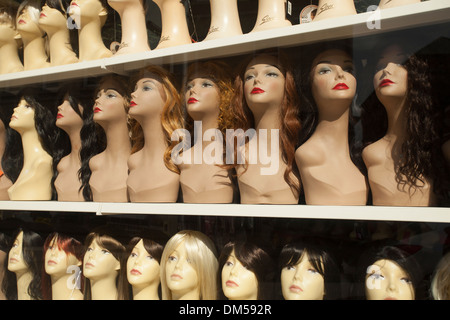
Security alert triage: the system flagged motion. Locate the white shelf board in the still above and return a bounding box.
[0,1,448,88]
[0,201,448,223]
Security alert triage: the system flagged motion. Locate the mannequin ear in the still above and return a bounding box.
[13,30,21,41]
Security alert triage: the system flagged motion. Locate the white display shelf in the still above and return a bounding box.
[0,201,448,223]
[0,1,448,88]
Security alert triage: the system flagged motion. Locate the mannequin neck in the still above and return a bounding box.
[132,282,160,300]
[45,27,78,65]
[314,0,357,21]
[383,97,408,141]
[15,270,33,300]
[100,120,131,156]
[90,276,118,300]
[64,127,82,161]
[20,33,50,70]
[115,4,150,54]
[51,273,83,300]
[252,104,280,131]
[315,101,351,151]
[138,115,167,157]
[204,0,242,40]
[252,0,291,32]
[190,114,219,148]
[172,288,200,300]
[78,19,111,61]
[19,129,50,164]
[0,42,24,73]
[154,0,191,48]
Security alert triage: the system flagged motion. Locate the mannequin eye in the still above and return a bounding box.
[307,268,319,274]
[202,81,214,88]
[101,249,111,255]
[168,255,177,262]
[225,260,234,267]
[266,71,279,78]
[368,272,384,281]
[244,73,255,81]
[285,265,296,271]
[146,255,154,260]
[400,277,412,284]
[318,67,332,75]
[129,252,138,258]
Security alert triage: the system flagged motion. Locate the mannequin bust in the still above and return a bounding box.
[430,252,450,300]
[126,236,163,300]
[202,0,242,41]
[68,0,112,61]
[219,241,274,300]
[379,0,421,9]
[279,239,341,300]
[8,92,57,201]
[251,0,291,33]
[108,0,151,55]
[295,44,368,205]
[230,51,301,204]
[89,75,131,202]
[357,244,423,300]
[38,0,78,66]
[313,0,357,22]
[361,43,440,206]
[176,60,235,203]
[42,232,84,300]
[16,0,51,70]
[127,65,181,203]
[54,83,95,201]
[7,228,43,300]
[0,1,24,74]
[83,229,128,300]
[160,230,218,300]
[153,0,191,49]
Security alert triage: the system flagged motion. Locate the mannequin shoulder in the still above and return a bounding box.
[362,138,390,164]
[295,139,326,166]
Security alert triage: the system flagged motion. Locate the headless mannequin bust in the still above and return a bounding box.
[0,120,13,200]
[251,0,291,33]
[89,76,131,202]
[362,44,435,206]
[8,97,53,200]
[153,0,191,49]
[127,239,160,300]
[295,49,367,205]
[0,8,24,74]
[7,231,33,300]
[379,0,421,9]
[127,70,179,203]
[38,3,78,66]
[44,234,83,300]
[236,54,299,204]
[202,0,242,41]
[54,93,84,201]
[16,2,50,70]
[178,64,234,203]
[313,0,357,22]
[108,0,151,55]
[83,238,120,300]
[68,0,112,61]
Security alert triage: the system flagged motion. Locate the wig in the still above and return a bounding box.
[430,252,450,300]
[41,232,85,300]
[0,0,18,26]
[278,239,341,300]
[218,241,275,300]
[160,230,218,300]
[2,227,44,300]
[296,40,366,176]
[361,41,450,200]
[129,65,183,174]
[83,228,129,300]
[229,49,301,197]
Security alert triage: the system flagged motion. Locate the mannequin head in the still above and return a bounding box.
[129,65,183,172]
[231,50,301,195]
[160,230,218,300]
[6,227,44,300]
[41,232,85,300]
[278,240,341,300]
[361,40,449,199]
[218,241,274,300]
[430,252,450,300]
[68,0,109,27]
[126,236,163,298]
[39,0,70,30]
[356,244,423,300]
[0,0,21,49]
[83,229,128,300]
[16,0,46,38]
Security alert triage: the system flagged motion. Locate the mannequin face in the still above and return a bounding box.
[83,238,120,280]
[56,93,83,131]
[9,98,35,132]
[281,252,325,300]
[45,235,81,277]
[373,44,408,101]
[310,49,356,106]
[185,76,220,121]
[165,241,199,296]
[16,6,44,36]
[0,16,18,45]
[221,249,258,300]
[39,3,67,30]
[127,239,160,287]
[93,79,128,123]
[243,54,286,112]
[69,0,107,22]
[129,76,166,120]
[365,259,415,300]
[7,231,28,273]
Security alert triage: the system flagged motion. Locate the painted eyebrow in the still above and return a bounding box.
[316,60,353,64]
